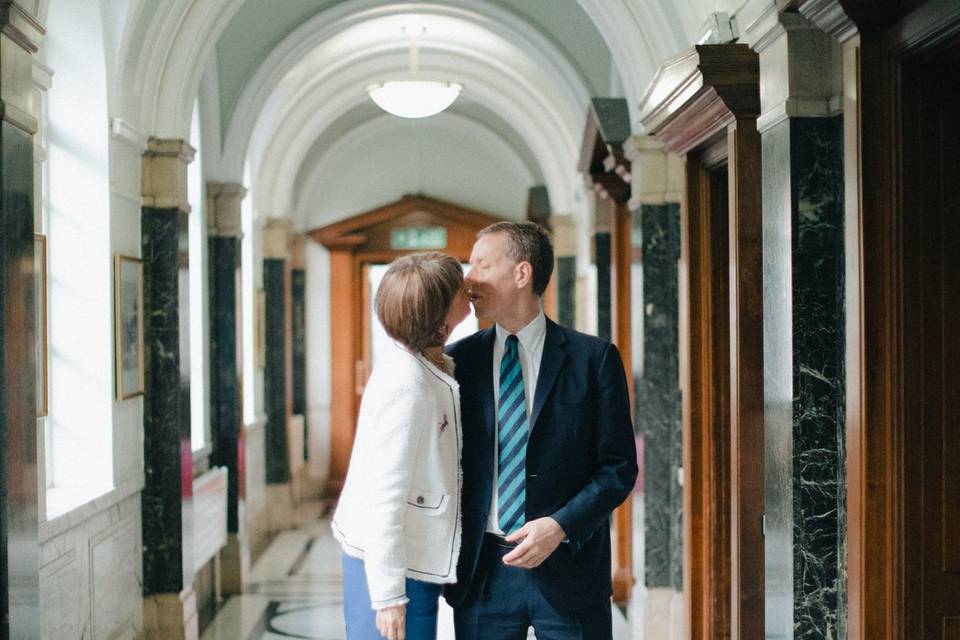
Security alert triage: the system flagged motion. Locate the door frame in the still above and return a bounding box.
[639,44,764,639]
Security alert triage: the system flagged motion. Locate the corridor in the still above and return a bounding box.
[2,0,958,639]
[202,503,634,640]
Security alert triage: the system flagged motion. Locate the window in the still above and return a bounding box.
[43,0,114,516]
[188,99,210,453]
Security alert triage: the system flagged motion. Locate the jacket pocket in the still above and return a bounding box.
[404,487,455,576]
[406,487,447,511]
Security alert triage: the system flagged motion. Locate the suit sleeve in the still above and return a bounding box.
[550,342,639,550]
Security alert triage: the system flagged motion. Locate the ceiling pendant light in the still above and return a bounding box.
[367,26,462,119]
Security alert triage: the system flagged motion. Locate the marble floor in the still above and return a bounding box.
[202,501,634,640]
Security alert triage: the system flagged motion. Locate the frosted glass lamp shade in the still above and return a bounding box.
[367,80,463,118]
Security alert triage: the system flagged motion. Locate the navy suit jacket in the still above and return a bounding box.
[444,318,638,611]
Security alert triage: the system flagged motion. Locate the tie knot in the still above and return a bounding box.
[506,334,519,350]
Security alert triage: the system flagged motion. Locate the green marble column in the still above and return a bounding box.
[759,14,846,639]
[207,182,245,533]
[263,219,291,486]
[291,267,307,460]
[140,139,195,599]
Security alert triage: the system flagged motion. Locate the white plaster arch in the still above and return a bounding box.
[293,110,537,229]
[117,0,245,137]
[575,0,690,125]
[219,0,593,181]
[251,50,582,222]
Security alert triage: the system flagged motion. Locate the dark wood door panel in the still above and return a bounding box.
[942,105,960,579]
[910,50,960,639]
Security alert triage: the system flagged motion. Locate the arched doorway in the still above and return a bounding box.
[309,194,503,494]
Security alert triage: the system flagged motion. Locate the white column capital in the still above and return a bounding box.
[262,217,292,259]
[624,135,683,207]
[207,182,246,238]
[141,138,195,212]
[551,216,578,257]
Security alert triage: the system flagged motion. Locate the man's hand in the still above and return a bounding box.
[502,517,566,568]
[375,603,406,640]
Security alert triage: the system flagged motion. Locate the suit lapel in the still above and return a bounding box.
[530,319,568,431]
[476,327,497,445]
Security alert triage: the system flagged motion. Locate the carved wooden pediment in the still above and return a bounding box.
[578,98,632,203]
[638,44,759,155]
[307,194,502,251]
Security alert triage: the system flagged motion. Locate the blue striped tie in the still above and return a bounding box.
[497,335,528,534]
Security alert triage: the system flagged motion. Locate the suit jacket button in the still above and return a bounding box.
[417,496,424,505]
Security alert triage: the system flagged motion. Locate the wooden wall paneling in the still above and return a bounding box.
[326,249,358,494]
[611,199,634,603]
[681,153,732,640]
[726,118,764,639]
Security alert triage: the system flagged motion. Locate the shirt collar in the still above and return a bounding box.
[495,310,546,353]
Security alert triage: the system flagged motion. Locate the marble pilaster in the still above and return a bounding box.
[526,185,551,229]
[206,182,245,536]
[624,136,684,593]
[552,217,577,329]
[635,202,682,589]
[758,14,846,638]
[263,219,291,486]
[0,4,43,636]
[593,231,611,343]
[291,268,306,456]
[140,138,198,638]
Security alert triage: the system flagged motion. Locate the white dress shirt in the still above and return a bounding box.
[487,310,547,534]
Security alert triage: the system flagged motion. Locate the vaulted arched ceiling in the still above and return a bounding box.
[115,0,716,228]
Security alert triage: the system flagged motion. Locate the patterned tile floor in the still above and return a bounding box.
[202,501,633,640]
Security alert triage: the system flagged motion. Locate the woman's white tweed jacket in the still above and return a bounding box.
[332,342,462,610]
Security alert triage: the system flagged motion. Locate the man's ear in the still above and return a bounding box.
[514,261,533,289]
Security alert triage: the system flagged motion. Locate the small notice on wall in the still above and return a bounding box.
[391,226,448,250]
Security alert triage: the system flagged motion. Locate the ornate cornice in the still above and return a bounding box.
[0,1,45,53]
[639,44,759,156]
[799,0,858,42]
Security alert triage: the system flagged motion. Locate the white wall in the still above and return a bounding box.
[294,114,532,229]
[39,2,145,637]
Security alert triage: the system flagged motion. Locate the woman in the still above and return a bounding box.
[332,252,471,640]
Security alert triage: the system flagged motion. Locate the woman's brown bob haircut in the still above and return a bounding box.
[375,252,464,352]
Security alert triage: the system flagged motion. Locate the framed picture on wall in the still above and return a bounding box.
[114,255,145,399]
[35,234,48,417]
[255,288,266,369]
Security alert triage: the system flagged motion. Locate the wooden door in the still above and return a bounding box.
[900,45,960,639]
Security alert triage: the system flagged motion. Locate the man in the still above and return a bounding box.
[445,221,638,639]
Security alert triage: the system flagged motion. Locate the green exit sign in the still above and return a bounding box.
[391,227,448,250]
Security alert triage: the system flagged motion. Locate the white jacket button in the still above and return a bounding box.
[417,496,425,505]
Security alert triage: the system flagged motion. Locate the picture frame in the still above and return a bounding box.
[255,288,266,369]
[114,255,145,399]
[35,234,48,417]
